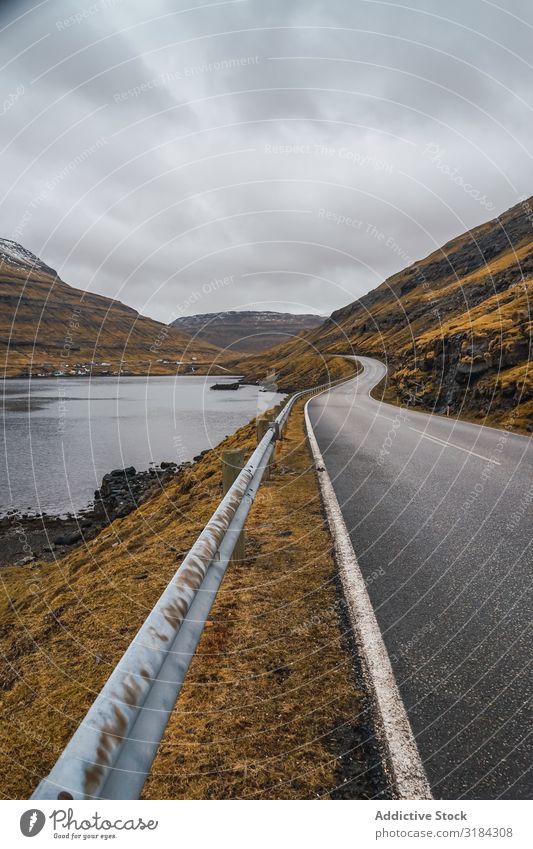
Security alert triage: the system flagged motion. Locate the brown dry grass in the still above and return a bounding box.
[143,400,370,799]
[416,280,533,345]
[432,238,533,297]
[234,351,357,392]
[0,401,371,799]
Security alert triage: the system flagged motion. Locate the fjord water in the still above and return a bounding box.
[0,375,284,516]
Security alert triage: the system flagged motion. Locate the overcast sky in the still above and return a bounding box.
[1,0,533,322]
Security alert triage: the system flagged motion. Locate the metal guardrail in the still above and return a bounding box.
[31,372,355,800]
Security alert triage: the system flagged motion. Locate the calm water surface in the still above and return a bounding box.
[0,375,285,516]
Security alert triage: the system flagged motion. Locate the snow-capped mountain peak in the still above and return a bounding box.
[0,238,57,276]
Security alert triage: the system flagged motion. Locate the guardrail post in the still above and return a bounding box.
[256,418,274,479]
[222,448,245,562]
[274,403,285,436]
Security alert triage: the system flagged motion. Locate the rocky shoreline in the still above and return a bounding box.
[0,458,197,567]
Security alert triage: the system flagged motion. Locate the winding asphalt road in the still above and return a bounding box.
[308,356,532,800]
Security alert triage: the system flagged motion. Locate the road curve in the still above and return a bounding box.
[308,356,532,800]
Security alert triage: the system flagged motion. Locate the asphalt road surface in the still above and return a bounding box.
[308,356,532,800]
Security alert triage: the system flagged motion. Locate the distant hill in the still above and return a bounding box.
[171,310,325,353]
[237,198,533,432]
[0,240,221,377]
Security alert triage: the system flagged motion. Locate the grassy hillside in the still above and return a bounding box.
[237,198,533,432]
[0,245,223,378]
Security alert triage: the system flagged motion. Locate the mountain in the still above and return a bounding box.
[171,310,325,353]
[237,198,533,432]
[0,238,58,277]
[0,241,222,378]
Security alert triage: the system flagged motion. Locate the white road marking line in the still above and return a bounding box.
[305,396,433,801]
[407,426,501,465]
[374,411,398,423]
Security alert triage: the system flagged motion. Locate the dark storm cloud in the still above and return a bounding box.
[1,0,532,320]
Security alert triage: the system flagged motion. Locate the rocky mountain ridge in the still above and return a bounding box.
[171,310,324,352]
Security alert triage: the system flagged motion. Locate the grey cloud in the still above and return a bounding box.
[1,0,532,321]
